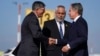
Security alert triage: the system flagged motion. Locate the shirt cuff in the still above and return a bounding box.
[55,39,58,44]
[67,44,71,49]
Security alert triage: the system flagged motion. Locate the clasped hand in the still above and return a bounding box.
[48,37,56,45]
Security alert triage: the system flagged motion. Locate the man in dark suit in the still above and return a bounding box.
[61,3,88,56]
[42,5,70,56]
[12,1,47,56]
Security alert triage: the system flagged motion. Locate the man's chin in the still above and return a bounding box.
[70,18,74,20]
[38,15,43,18]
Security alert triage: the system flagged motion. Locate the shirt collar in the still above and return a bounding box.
[73,15,81,22]
[55,18,64,23]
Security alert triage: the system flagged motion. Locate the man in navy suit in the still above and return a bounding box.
[61,3,88,56]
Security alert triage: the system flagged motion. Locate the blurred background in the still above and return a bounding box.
[0,0,100,56]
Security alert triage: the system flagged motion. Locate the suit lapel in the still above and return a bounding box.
[52,19,61,38]
[63,21,69,38]
[75,16,82,23]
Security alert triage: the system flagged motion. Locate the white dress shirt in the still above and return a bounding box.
[55,19,65,44]
[56,21,65,36]
[73,15,81,22]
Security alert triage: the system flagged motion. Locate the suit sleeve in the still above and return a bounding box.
[28,17,47,40]
[68,21,88,49]
[42,22,51,37]
[57,39,68,46]
[42,22,51,45]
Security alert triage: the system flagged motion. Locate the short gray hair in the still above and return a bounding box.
[71,3,83,15]
[55,5,66,12]
[57,5,65,9]
[32,1,45,10]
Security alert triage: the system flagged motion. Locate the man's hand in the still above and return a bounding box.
[48,37,56,45]
[62,45,70,52]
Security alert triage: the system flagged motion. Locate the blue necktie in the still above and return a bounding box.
[59,22,63,39]
[59,22,63,56]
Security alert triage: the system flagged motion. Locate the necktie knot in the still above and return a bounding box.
[59,22,62,25]
[72,21,75,24]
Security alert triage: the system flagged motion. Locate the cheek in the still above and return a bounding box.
[41,10,45,13]
[69,12,73,18]
[70,12,75,17]
[68,12,71,17]
[38,11,43,16]
[62,15,65,17]
[61,15,65,18]
[37,10,40,14]
[40,11,45,16]
[56,14,59,17]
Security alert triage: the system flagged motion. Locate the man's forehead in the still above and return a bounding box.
[56,8,66,12]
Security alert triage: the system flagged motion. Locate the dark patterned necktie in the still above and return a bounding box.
[59,22,63,39]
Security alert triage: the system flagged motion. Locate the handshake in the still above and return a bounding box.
[48,37,71,52]
[48,37,57,45]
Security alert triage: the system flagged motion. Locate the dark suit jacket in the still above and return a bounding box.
[42,19,70,56]
[12,12,46,56]
[67,16,88,56]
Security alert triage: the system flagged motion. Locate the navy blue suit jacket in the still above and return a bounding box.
[58,16,88,56]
